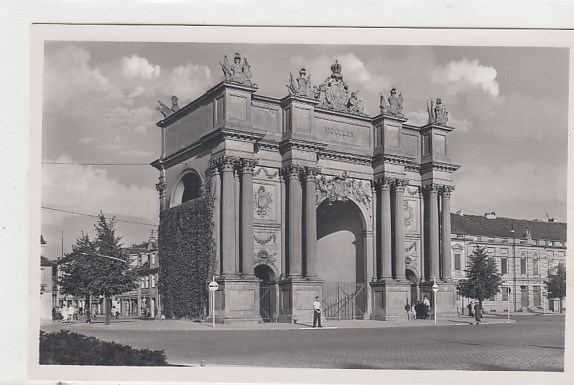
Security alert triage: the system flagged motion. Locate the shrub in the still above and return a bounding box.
[39,330,168,366]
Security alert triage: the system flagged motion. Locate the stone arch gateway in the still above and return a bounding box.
[152,53,460,323]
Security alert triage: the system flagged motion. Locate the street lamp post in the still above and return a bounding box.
[511,225,517,312]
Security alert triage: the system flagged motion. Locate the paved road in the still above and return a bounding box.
[41,315,564,371]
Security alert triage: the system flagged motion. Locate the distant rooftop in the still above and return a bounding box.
[451,213,566,242]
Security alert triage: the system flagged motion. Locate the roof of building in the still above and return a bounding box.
[41,256,56,267]
[451,213,566,242]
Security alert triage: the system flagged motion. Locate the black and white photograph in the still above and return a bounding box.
[3,15,571,385]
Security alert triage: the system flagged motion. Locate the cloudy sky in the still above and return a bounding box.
[41,42,568,259]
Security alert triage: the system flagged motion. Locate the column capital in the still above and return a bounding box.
[440,185,455,197]
[304,166,320,180]
[376,176,393,190]
[422,183,441,193]
[239,158,258,174]
[391,178,408,192]
[211,155,238,172]
[283,164,304,180]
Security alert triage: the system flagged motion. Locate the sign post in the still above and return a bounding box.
[208,277,219,329]
[542,291,547,315]
[432,278,439,325]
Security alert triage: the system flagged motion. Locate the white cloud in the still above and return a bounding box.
[431,58,499,96]
[121,55,161,80]
[78,137,94,144]
[406,110,428,126]
[103,106,156,133]
[42,154,159,222]
[98,143,124,151]
[44,45,110,110]
[448,114,472,132]
[163,63,213,102]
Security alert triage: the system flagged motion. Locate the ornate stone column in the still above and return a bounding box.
[304,167,319,278]
[371,185,377,281]
[210,162,221,275]
[286,165,303,277]
[221,156,237,276]
[379,178,392,279]
[240,159,257,277]
[234,168,240,274]
[393,179,406,280]
[441,186,453,280]
[426,184,440,280]
[280,170,287,278]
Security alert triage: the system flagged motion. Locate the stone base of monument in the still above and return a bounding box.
[214,277,262,323]
[277,277,323,324]
[369,279,412,321]
[419,279,459,318]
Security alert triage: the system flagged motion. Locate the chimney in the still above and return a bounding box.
[485,212,497,219]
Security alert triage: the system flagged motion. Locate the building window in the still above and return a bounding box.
[520,258,527,275]
[533,286,541,307]
[487,247,495,254]
[533,258,539,276]
[501,248,508,255]
[502,287,509,301]
[547,250,554,258]
[501,258,508,275]
[454,253,461,271]
[502,238,508,243]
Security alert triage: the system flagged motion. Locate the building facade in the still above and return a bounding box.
[451,212,567,314]
[40,236,57,320]
[152,53,461,323]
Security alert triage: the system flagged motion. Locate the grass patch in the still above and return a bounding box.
[40,330,168,366]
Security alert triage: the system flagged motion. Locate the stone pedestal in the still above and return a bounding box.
[277,278,323,324]
[370,279,412,320]
[419,280,458,319]
[213,277,261,323]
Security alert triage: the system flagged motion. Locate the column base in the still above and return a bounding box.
[278,278,323,324]
[212,277,262,324]
[370,280,412,321]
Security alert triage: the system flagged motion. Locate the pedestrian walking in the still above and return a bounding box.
[467,302,474,317]
[474,303,482,325]
[411,303,417,321]
[67,304,75,323]
[312,296,322,328]
[423,296,431,319]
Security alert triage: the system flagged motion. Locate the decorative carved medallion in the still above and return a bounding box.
[405,242,420,277]
[254,186,273,217]
[427,97,448,125]
[255,249,277,264]
[315,172,372,212]
[287,67,314,98]
[220,52,257,88]
[313,60,366,116]
[404,200,415,229]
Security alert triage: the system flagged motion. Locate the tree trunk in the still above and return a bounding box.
[85,293,91,323]
[560,297,563,314]
[105,294,111,325]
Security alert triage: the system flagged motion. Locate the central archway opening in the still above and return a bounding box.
[316,199,366,319]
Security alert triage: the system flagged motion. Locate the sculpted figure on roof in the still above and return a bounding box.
[427,97,449,125]
[220,52,257,88]
[287,67,314,98]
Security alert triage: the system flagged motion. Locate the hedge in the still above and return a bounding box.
[39,330,167,366]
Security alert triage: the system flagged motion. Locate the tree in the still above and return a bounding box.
[58,213,139,325]
[545,261,566,313]
[458,247,503,312]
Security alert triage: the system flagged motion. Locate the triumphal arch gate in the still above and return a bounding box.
[152,53,460,323]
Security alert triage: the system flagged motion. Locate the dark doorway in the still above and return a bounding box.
[255,265,276,322]
[521,286,529,308]
[406,269,419,307]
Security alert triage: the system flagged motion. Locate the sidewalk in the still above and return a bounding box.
[41,314,517,332]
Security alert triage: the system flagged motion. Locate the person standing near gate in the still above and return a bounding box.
[313,296,322,328]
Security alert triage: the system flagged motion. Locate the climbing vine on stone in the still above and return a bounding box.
[158,183,215,320]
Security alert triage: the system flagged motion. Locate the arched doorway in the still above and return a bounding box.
[254,264,276,322]
[171,171,202,207]
[316,199,367,319]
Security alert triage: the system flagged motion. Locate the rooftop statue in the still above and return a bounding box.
[427,97,449,125]
[220,52,257,88]
[287,67,314,98]
[379,87,404,117]
[156,95,181,118]
[313,60,366,116]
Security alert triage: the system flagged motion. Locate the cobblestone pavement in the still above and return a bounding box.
[40,314,564,371]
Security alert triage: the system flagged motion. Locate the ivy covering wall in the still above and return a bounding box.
[158,187,215,320]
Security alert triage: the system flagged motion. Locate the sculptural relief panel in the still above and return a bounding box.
[404,196,420,234]
[253,183,277,221]
[405,240,421,280]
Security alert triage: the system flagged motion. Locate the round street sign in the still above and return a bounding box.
[542,291,548,297]
[432,283,439,292]
[208,281,219,292]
